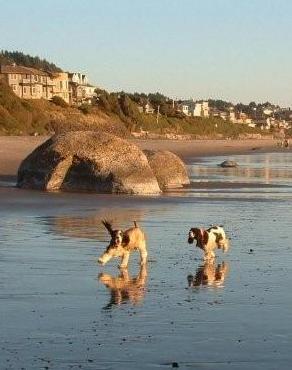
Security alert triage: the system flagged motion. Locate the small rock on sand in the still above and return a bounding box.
[219,160,238,168]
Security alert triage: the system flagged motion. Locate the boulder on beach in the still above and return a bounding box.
[143,150,190,190]
[219,160,238,168]
[17,131,161,194]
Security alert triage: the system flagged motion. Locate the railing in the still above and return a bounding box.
[20,78,31,84]
[19,78,56,86]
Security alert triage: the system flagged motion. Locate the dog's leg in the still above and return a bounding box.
[120,268,130,282]
[204,250,215,261]
[139,242,148,266]
[140,250,148,265]
[137,264,148,285]
[119,252,130,269]
[224,239,230,253]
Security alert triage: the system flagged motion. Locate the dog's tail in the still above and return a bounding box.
[133,221,138,228]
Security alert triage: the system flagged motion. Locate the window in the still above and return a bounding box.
[12,85,17,91]
[60,81,63,89]
[32,87,36,94]
[23,87,27,94]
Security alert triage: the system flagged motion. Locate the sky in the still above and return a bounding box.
[1,0,292,106]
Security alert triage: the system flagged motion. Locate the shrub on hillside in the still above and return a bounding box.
[78,103,92,115]
[51,96,68,108]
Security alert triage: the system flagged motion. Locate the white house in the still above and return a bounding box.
[68,72,96,105]
[182,104,190,116]
[144,103,155,114]
[193,101,209,117]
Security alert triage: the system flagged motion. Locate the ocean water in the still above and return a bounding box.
[0,152,292,369]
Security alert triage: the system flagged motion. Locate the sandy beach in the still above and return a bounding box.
[1,136,292,370]
[0,135,279,180]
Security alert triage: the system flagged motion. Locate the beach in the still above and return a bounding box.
[1,136,292,370]
[0,135,278,180]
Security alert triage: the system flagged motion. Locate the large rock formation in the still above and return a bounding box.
[17,131,161,194]
[143,150,190,190]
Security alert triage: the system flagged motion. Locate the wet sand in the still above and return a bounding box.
[133,138,279,163]
[1,139,292,369]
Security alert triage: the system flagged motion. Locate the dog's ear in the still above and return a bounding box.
[122,233,130,246]
[202,230,209,245]
[102,220,114,236]
[190,228,200,238]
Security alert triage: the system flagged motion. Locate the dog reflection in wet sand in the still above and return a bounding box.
[98,220,147,269]
[98,265,147,308]
[187,261,229,288]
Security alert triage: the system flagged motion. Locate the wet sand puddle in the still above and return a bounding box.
[1,152,292,369]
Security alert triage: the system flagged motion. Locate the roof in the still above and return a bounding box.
[67,72,86,77]
[0,64,49,76]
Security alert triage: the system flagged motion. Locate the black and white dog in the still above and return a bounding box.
[188,226,229,260]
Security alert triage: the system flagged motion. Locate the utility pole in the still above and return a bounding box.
[156,105,160,124]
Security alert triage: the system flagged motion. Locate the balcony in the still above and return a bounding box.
[45,79,55,86]
[20,78,32,84]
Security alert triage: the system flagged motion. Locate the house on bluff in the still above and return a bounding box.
[0,64,96,106]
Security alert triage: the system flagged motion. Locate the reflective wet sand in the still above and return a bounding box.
[1,152,292,369]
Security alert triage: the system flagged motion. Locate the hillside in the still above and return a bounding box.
[96,90,267,139]
[0,49,285,138]
[0,80,268,139]
[0,81,128,137]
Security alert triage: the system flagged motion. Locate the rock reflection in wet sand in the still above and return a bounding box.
[42,208,147,240]
[187,260,229,288]
[98,265,147,309]
[190,153,292,184]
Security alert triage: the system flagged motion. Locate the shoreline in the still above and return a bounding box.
[0,135,285,180]
[132,138,279,163]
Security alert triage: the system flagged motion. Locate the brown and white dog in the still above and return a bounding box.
[188,225,229,260]
[98,220,147,268]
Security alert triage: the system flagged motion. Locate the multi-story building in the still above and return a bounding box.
[181,104,190,116]
[0,64,70,103]
[49,72,70,103]
[179,100,210,118]
[68,72,96,105]
[193,101,209,117]
[0,65,97,105]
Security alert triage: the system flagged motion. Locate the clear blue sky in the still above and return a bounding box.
[1,0,292,106]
